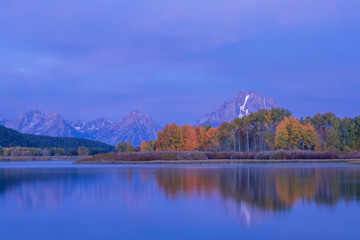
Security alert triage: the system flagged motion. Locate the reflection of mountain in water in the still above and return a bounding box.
[0,167,154,209]
[0,164,360,227]
[221,199,272,227]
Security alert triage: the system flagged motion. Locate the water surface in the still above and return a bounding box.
[0,161,359,240]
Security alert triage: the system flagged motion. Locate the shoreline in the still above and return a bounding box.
[74,151,360,165]
[0,156,83,162]
[75,159,360,165]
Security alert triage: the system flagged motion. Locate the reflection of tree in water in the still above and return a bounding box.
[155,168,221,199]
[155,166,360,211]
[275,168,319,207]
[154,165,360,226]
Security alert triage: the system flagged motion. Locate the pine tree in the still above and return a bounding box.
[0,146,4,156]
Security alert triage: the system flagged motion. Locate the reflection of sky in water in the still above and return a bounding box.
[0,162,359,240]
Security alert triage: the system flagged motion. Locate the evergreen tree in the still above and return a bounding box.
[0,146,4,156]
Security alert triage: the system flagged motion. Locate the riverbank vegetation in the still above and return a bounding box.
[75,150,360,163]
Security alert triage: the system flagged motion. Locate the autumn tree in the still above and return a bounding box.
[156,123,182,151]
[196,125,219,151]
[155,124,219,151]
[182,125,198,151]
[275,116,318,150]
[275,116,302,150]
[127,139,134,152]
[141,140,156,152]
[207,127,220,151]
[116,141,129,152]
[196,125,209,151]
[300,123,318,150]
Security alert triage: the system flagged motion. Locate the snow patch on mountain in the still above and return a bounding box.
[239,94,250,118]
[197,90,278,127]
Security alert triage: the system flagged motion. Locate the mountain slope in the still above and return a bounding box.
[71,111,162,146]
[2,110,81,138]
[0,125,114,151]
[197,91,278,127]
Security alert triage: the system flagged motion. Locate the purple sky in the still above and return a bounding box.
[1,0,359,125]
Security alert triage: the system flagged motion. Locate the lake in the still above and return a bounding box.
[0,161,359,240]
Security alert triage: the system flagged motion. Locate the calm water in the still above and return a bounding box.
[0,161,359,240]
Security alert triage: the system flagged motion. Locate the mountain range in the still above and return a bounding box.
[0,90,278,146]
[0,110,162,146]
[197,90,278,127]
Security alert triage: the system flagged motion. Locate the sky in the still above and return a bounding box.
[0,0,359,125]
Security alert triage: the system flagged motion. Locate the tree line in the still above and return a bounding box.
[136,108,360,152]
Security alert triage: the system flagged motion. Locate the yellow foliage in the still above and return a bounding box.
[275,116,318,150]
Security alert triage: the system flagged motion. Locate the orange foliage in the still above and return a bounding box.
[182,125,198,151]
[155,124,218,151]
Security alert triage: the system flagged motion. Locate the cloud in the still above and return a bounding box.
[0,0,359,123]
[0,0,352,48]
[0,0,357,68]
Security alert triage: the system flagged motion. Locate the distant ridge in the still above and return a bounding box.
[0,110,162,146]
[197,90,278,127]
[70,110,162,146]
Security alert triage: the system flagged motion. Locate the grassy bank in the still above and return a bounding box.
[75,151,360,164]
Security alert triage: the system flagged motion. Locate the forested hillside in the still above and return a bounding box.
[0,125,114,152]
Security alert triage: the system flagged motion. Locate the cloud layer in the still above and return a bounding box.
[0,0,359,124]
